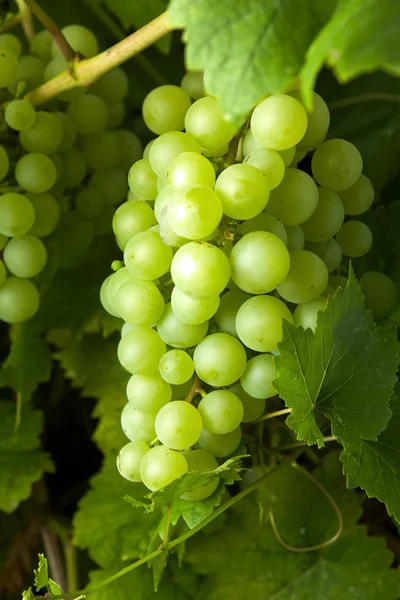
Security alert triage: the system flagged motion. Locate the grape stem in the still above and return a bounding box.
[162,505,172,550]
[22,0,76,62]
[277,435,337,451]
[15,0,35,39]
[50,458,293,600]
[184,375,204,403]
[252,407,292,423]
[25,12,173,106]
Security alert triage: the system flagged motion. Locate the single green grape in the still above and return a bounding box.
[193,332,247,387]
[143,85,191,134]
[126,372,171,413]
[267,168,319,226]
[140,445,188,491]
[171,286,220,325]
[67,94,109,136]
[338,175,374,216]
[215,163,270,220]
[116,279,164,326]
[117,327,166,375]
[19,111,63,154]
[149,131,201,178]
[0,277,40,323]
[277,250,329,304]
[230,231,290,294]
[121,403,156,442]
[240,354,277,399]
[0,193,35,237]
[159,350,194,385]
[155,400,203,450]
[229,383,265,423]
[250,94,308,150]
[117,441,149,482]
[100,275,120,318]
[198,390,244,434]
[311,139,363,191]
[168,185,223,240]
[238,213,287,243]
[0,33,21,56]
[360,271,399,321]
[301,187,345,242]
[197,427,241,458]
[5,100,36,131]
[185,96,236,150]
[236,295,293,352]
[243,148,285,189]
[3,235,47,278]
[180,71,205,100]
[112,201,156,249]
[166,151,216,190]
[0,48,18,88]
[124,230,172,280]
[128,159,158,200]
[15,153,57,194]
[156,303,208,348]
[29,29,53,62]
[293,297,327,332]
[335,221,373,258]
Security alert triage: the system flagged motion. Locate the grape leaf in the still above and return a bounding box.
[0,403,54,513]
[168,0,336,122]
[0,323,52,403]
[21,589,35,600]
[274,269,399,447]
[342,392,400,522]
[57,333,129,455]
[73,459,160,568]
[186,458,400,599]
[302,0,400,104]
[34,555,61,595]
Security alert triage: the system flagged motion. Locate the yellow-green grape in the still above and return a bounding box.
[290,90,330,151]
[301,187,345,242]
[155,401,203,450]
[117,441,149,482]
[142,85,191,134]
[311,139,363,191]
[360,271,399,321]
[250,94,308,150]
[240,354,277,399]
[185,96,236,150]
[277,250,329,304]
[338,175,374,215]
[236,295,293,352]
[180,450,219,501]
[193,332,247,386]
[267,169,319,226]
[140,445,188,491]
[335,221,373,257]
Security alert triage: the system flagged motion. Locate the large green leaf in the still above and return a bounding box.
[302,0,400,104]
[342,392,400,523]
[274,270,399,447]
[168,0,336,122]
[0,403,54,513]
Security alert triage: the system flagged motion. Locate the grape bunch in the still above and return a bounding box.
[101,77,396,498]
[0,27,141,323]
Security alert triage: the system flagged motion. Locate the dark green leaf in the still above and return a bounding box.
[34,554,49,592]
[168,0,336,122]
[275,269,399,447]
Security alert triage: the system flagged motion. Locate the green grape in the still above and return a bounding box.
[29,29,53,62]
[198,390,244,434]
[117,440,149,482]
[230,231,290,294]
[5,100,35,131]
[54,112,77,151]
[80,131,119,170]
[214,291,251,338]
[293,296,327,332]
[158,206,188,248]
[0,261,5,289]
[236,295,293,352]
[251,94,307,150]
[0,33,21,56]
[172,241,231,299]
[121,403,156,442]
[114,130,143,173]
[0,193,35,237]
[180,71,205,100]
[121,322,138,337]
[286,225,305,251]
[267,169,319,226]
[149,131,201,178]
[180,449,218,501]
[100,275,120,318]
[242,129,263,157]
[171,286,219,325]
[229,383,265,423]
[143,85,191,134]
[244,148,285,189]
[166,152,216,190]
[335,221,372,257]
[126,373,172,413]
[56,211,95,259]
[0,233,8,251]
[289,90,330,151]
[15,153,57,194]
[154,186,182,221]
[277,250,329,303]
[312,139,363,191]
[107,101,126,129]
[124,230,172,280]
[215,164,270,220]
[91,67,129,104]
[76,188,103,219]
[306,238,342,273]
[0,145,9,181]
[0,277,39,323]
[185,96,236,149]
[117,327,166,375]
[116,279,164,326]
[278,146,296,167]
[58,147,87,189]
[301,187,345,242]
[67,94,109,136]
[197,427,241,458]
[140,445,188,491]
[128,159,158,200]
[3,235,47,278]
[155,400,202,450]
[156,303,208,348]
[52,24,99,58]
[159,350,194,385]
[0,48,18,88]
[238,213,287,244]
[338,175,374,216]
[20,111,63,154]
[90,168,128,205]
[168,186,223,240]
[193,332,247,386]
[50,152,64,181]
[360,271,399,321]
[107,267,141,313]
[112,201,156,249]
[24,192,59,239]
[328,275,348,291]
[240,354,277,399]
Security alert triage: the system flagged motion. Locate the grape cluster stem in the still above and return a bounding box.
[22,0,76,61]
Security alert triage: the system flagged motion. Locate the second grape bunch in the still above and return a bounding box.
[102,73,397,501]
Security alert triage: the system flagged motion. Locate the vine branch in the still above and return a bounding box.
[25,12,173,106]
[253,407,292,423]
[16,0,34,39]
[22,0,75,61]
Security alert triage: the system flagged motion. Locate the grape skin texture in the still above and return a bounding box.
[140,445,188,491]
[166,151,216,190]
[155,401,203,450]
[180,450,219,501]
[236,295,293,353]
[193,333,247,387]
[15,153,57,194]
[277,250,329,304]
[117,441,149,482]
[126,373,171,413]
